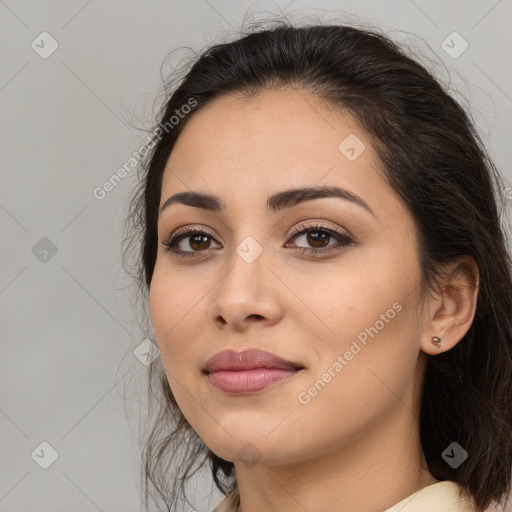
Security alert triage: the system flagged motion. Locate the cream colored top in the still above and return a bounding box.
[212,480,481,512]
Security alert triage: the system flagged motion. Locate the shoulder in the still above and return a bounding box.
[384,481,480,512]
[211,481,503,512]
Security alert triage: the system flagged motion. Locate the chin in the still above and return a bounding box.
[202,432,303,468]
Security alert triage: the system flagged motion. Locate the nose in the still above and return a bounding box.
[208,245,284,331]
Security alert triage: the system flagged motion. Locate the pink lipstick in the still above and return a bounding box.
[203,349,304,394]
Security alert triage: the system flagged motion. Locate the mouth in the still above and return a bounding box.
[203,348,305,394]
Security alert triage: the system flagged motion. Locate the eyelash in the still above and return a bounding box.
[160,223,354,258]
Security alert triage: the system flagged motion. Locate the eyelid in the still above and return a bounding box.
[170,224,217,239]
[287,219,350,238]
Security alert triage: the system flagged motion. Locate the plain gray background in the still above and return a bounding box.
[1,1,511,511]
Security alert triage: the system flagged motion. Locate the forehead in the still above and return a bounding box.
[167,87,365,169]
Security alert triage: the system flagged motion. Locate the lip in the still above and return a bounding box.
[204,349,303,373]
[203,349,304,394]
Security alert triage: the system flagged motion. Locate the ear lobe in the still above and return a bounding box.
[420,255,479,356]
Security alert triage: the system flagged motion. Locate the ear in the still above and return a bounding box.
[421,255,479,355]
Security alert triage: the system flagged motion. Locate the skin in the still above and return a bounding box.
[149,86,479,512]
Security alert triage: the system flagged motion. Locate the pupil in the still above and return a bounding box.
[190,234,210,250]
[307,232,329,248]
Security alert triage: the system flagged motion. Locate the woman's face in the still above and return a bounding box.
[150,86,430,466]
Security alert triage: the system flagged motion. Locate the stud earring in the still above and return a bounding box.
[431,336,442,348]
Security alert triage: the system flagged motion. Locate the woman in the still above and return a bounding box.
[124,19,512,512]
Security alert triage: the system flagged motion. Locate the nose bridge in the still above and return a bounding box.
[219,235,267,298]
[209,234,281,327]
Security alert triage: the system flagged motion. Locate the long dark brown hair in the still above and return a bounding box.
[123,17,512,512]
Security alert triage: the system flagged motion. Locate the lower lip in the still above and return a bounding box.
[207,368,301,394]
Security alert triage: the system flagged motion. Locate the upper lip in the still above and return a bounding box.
[203,349,304,373]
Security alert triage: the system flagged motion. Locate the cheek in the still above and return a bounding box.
[149,263,204,368]
[149,264,208,420]
[288,253,410,344]
[292,244,422,386]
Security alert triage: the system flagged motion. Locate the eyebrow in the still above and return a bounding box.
[160,185,376,217]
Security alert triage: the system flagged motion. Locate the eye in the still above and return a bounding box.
[160,222,354,258]
[285,223,354,256]
[161,227,220,258]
